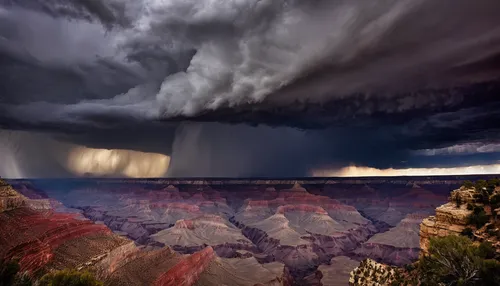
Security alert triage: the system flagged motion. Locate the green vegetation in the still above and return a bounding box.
[39,270,103,286]
[490,194,500,213]
[418,235,500,286]
[461,227,474,239]
[0,259,32,286]
[460,179,500,228]
[455,195,462,208]
[462,178,500,193]
[463,180,475,189]
[468,205,489,229]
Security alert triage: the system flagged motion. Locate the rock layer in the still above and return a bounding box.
[353,213,427,266]
[0,180,26,212]
[0,207,127,274]
[153,246,216,286]
[419,202,472,254]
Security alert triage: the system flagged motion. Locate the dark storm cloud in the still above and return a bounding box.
[1,0,500,177]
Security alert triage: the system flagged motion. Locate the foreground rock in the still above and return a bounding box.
[349,258,397,285]
[0,198,128,275]
[419,199,472,254]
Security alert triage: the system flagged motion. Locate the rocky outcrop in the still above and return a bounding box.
[0,180,26,212]
[419,202,472,254]
[349,258,397,286]
[450,187,478,204]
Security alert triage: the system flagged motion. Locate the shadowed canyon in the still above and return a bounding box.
[3,176,493,285]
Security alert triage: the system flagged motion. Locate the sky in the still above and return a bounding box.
[1,0,500,178]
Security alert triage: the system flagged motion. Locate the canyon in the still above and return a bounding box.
[2,177,472,285]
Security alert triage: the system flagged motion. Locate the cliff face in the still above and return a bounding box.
[0,207,128,274]
[153,246,216,286]
[0,181,26,212]
[0,184,132,276]
[419,198,472,254]
[2,182,292,285]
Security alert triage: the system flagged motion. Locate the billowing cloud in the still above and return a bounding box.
[1,0,500,177]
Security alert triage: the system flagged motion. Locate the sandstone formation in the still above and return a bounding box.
[419,201,472,254]
[0,206,128,274]
[0,179,26,212]
[0,184,130,275]
[150,215,257,255]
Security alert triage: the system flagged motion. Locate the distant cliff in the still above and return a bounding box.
[0,179,26,212]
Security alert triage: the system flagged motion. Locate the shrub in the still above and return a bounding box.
[0,259,32,286]
[0,259,20,286]
[487,178,500,187]
[487,229,498,237]
[480,259,500,285]
[419,236,482,285]
[490,194,500,209]
[456,195,462,208]
[467,203,474,210]
[478,241,496,259]
[12,273,32,286]
[481,190,490,204]
[473,205,485,214]
[463,180,475,189]
[468,210,489,229]
[39,269,103,286]
[461,227,474,239]
[475,180,488,191]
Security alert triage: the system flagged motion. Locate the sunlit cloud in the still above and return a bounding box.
[312,164,500,177]
[415,143,500,156]
[67,147,170,178]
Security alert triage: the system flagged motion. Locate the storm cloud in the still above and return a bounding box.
[1,0,500,177]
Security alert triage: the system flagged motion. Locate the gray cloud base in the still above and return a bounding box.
[1,0,500,177]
